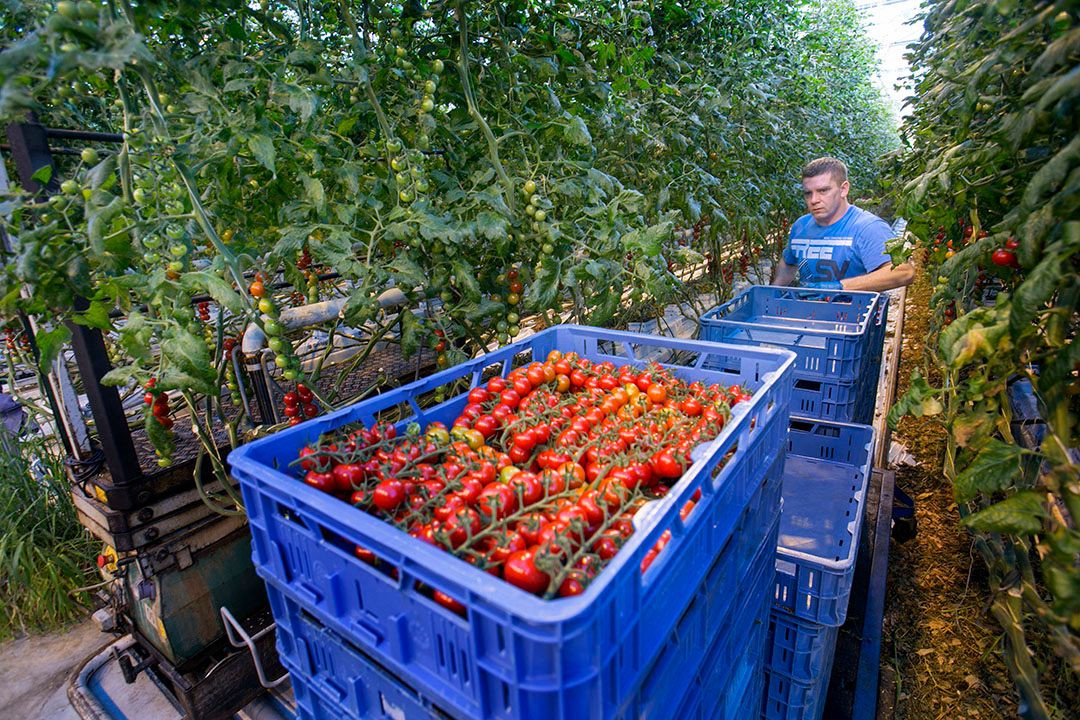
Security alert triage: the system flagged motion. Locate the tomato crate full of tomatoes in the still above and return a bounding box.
[229,325,796,720]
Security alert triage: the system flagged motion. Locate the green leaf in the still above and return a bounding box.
[302,175,326,215]
[474,212,508,241]
[1009,251,1063,335]
[71,300,113,331]
[563,115,592,146]
[248,134,276,175]
[180,271,245,314]
[389,254,427,291]
[526,257,561,311]
[100,364,142,388]
[887,370,942,429]
[954,439,1028,503]
[962,490,1047,535]
[398,307,420,357]
[31,165,52,185]
[160,330,216,395]
[34,325,71,374]
[451,259,481,301]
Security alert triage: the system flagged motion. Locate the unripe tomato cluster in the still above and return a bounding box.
[293,351,752,605]
[250,275,303,382]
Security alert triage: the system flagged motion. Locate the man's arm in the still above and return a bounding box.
[840,261,915,292]
[772,257,799,286]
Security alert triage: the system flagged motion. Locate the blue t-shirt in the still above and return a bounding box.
[783,205,893,285]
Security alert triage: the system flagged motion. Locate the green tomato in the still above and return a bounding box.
[145,252,160,263]
[258,298,276,315]
[424,80,437,94]
[80,147,98,164]
[508,324,520,337]
[395,46,406,58]
[524,180,537,196]
[506,312,520,325]
[391,157,406,172]
[57,1,79,20]
[420,97,434,113]
[132,187,147,204]
[167,260,183,273]
[432,59,444,74]
[529,194,541,206]
[399,189,413,202]
[282,369,299,381]
[169,244,187,257]
[263,319,282,336]
[386,139,402,154]
[534,209,547,222]
[61,179,79,195]
[542,243,555,254]
[525,204,536,217]
[274,354,290,368]
[415,179,430,193]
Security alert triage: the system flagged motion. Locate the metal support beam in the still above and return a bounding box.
[4,120,142,485]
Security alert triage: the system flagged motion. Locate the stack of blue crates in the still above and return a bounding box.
[763,419,875,720]
[700,286,889,424]
[229,325,798,720]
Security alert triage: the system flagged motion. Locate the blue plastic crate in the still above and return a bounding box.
[772,418,875,626]
[789,376,866,424]
[700,286,884,386]
[765,611,839,685]
[229,325,795,720]
[275,478,783,720]
[761,623,838,720]
[278,507,781,720]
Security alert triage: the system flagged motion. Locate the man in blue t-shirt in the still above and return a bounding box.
[773,157,914,292]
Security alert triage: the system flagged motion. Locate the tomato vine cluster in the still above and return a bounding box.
[292,351,750,605]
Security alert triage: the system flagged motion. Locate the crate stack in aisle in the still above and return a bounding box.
[762,419,876,720]
[700,286,889,424]
[229,325,799,720]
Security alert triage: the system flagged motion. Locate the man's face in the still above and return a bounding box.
[802,172,849,225]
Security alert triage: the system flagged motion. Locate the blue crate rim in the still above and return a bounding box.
[774,415,875,572]
[700,285,885,337]
[230,324,798,621]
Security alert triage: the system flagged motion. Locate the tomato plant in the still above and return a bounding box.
[887,2,1078,716]
[0,3,894,492]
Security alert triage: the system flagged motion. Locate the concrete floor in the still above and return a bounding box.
[0,616,110,719]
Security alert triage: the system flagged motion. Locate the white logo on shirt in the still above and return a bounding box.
[789,236,854,261]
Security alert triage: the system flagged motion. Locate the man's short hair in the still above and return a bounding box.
[802,157,848,185]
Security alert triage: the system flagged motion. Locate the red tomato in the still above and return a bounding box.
[650,450,683,479]
[372,479,406,511]
[443,507,481,547]
[433,590,466,617]
[474,414,499,439]
[487,377,507,394]
[304,471,336,493]
[332,463,366,493]
[500,389,521,410]
[477,483,518,520]
[516,513,549,546]
[467,387,490,404]
[503,549,549,595]
[487,532,527,564]
[509,472,544,507]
